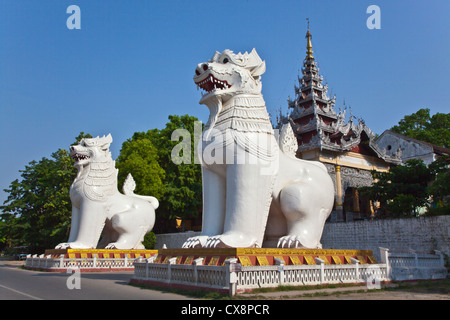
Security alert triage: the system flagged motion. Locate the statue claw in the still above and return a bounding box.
[277,236,304,249]
[182,235,208,248]
[55,242,92,249]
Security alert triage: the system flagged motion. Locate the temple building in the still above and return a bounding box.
[375,130,449,166]
[281,26,401,222]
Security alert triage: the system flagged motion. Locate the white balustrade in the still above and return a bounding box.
[25,247,447,297]
[25,256,137,271]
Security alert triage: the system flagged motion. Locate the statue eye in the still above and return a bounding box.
[223,58,229,64]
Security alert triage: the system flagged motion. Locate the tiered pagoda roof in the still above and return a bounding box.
[285,25,400,164]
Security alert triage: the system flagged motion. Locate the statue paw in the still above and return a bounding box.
[182,236,208,248]
[277,236,305,249]
[204,233,257,248]
[55,242,92,249]
[204,236,229,248]
[105,243,118,249]
[55,243,70,249]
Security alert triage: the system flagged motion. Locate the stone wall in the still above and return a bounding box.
[155,231,201,249]
[155,216,450,262]
[321,216,449,261]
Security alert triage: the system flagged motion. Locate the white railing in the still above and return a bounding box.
[132,248,447,296]
[380,248,447,281]
[133,257,233,293]
[235,263,387,290]
[131,256,388,296]
[25,254,136,270]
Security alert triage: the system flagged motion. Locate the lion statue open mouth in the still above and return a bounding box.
[183,49,335,249]
[55,134,158,250]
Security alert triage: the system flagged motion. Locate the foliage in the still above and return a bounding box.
[0,133,92,251]
[427,156,450,203]
[360,157,449,218]
[116,115,203,233]
[426,155,450,215]
[116,138,165,200]
[362,108,450,218]
[359,159,430,217]
[391,108,450,148]
[142,231,156,249]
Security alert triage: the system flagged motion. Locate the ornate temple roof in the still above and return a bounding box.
[283,24,401,164]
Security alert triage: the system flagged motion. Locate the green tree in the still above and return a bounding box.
[116,115,203,233]
[142,231,156,249]
[0,133,91,252]
[391,108,450,147]
[116,138,165,200]
[360,159,433,218]
[427,155,450,215]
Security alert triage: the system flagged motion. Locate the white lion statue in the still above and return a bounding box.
[182,49,335,249]
[55,134,158,250]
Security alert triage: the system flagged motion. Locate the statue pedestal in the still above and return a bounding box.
[45,248,158,259]
[24,249,158,272]
[154,248,378,266]
[26,248,377,273]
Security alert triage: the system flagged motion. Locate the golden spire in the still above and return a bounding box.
[306,18,314,59]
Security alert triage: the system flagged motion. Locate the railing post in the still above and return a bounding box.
[379,247,390,279]
[435,250,444,268]
[59,254,65,269]
[350,258,360,282]
[410,249,419,268]
[315,258,325,284]
[193,257,204,285]
[93,255,97,269]
[167,257,177,283]
[45,255,49,269]
[225,258,238,298]
[145,256,156,279]
[274,258,285,285]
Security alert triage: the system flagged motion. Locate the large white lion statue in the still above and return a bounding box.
[182,49,335,249]
[55,134,158,250]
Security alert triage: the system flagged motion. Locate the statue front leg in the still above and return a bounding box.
[205,162,274,248]
[55,205,80,249]
[182,167,226,248]
[60,201,106,249]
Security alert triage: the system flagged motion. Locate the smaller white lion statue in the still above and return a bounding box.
[55,134,158,250]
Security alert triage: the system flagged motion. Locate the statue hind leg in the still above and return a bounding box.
[277,183,331,249]
[96,219,119,249]
[105,213,147,250]
[105,200,155,250]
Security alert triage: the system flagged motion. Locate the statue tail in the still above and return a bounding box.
[123,173,159,209]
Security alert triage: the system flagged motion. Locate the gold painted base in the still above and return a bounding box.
[44,248,158,259]
[43,248,377,266]
[154,248,377,266]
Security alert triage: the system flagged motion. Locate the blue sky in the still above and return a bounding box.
[1,0,449,205]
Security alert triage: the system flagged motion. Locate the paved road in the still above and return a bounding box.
[0,261,195,300]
